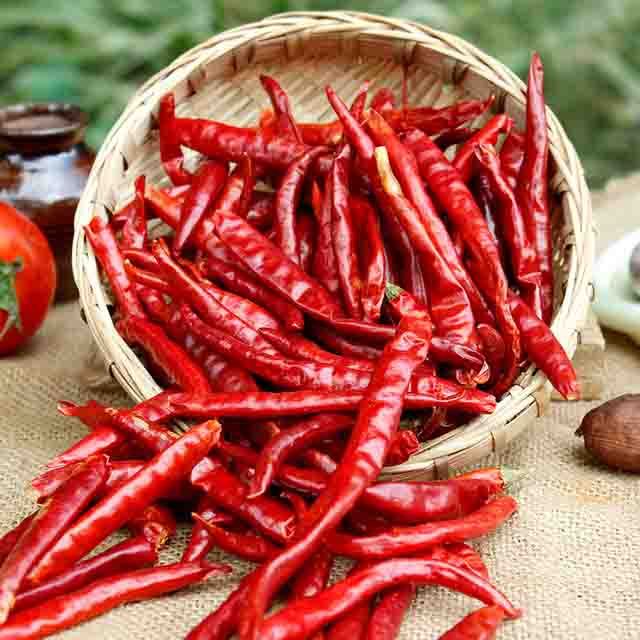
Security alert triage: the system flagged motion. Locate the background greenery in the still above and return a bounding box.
[2,0,638,186]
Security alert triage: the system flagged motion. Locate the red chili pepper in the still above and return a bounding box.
[12,534,158,614]
[85,216,145,319]
[257,558,519,640]
[327,563,371,640]
[151,238,278,355]
[518,53,553,323]
[477,323,506,385]
[508,293,578,399]
[290,546,334,601]
[384,282,429,322]
[260,75,303,143]
[0,455,109,622]
[241,318,432,639]
[194,514,279,562]
[350,195,386,321]
[370,88,395,113]
[438,605,506,640]
[435,127,476,150]
[158,94,193,185]
[311,178,342,299]
[128,504,177,549]
[0,561,230,640]
[121,175,148,249]
[211,209,343,319]
[453,114,512,183]
[160,93,309,171]
[331,145,364,318]
[190,457,295,545]
[366,108,493,330]
[403,129,521,398]
[435,543,489,581]
[28,420,220,585]
[349,82,370,121]
[174,160,228,253]
[0,515,36,567]
[298,120,344,146]
[296,211,316,273]
[259,328,373,372]
[385,429,420,466]
[248,414,353,498]
[171,384,496,419]
[475,144,544,318]
[275,147,328,263]
[309,323,382,360]
[359,468,510,525]
[327,495,517,559]
[126,262,173,293]
[364,584,414,640]
[183,497,234,562]
[500,131,525,191]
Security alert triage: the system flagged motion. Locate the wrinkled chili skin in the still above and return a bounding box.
[475,144,543,319]
[500,131,525,191]
[0,455,110,623]
[508,293,578,399]
[0,515,36,567]
[275,147,328,263]
[296,211,316,274]
[404,129,521,398]
[311,178,342,298]
[517,53,553,324]
[121,175,148,250]
[182,496,232,563]
[332,145,364,319]
[13,535,158,613]
[438,605,506,640]
[364,584,415,640]
[256,558,519,640]
[28,421,220,585]
[240,318,432,640]
[327,496,517,559]
[260,75,303,143]
[159,93,192,185]
[0,562,230,640]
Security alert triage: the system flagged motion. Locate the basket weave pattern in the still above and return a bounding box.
[73,11,595,480]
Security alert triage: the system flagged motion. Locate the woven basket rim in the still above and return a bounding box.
[72,10,595,480]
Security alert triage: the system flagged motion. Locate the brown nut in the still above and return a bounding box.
[576,394,640,473]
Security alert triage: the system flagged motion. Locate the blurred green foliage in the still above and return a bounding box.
[2,0,639,186]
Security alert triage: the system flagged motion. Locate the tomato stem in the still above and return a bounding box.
[0,258,23,339]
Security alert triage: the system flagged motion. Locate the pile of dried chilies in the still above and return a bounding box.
[0,53,576,638]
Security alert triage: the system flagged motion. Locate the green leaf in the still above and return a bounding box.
[0,259,23,340]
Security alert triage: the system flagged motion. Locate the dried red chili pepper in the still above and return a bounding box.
[475,144,544,317]
[171,384,496,420]
[327,563,371,640]
[260,75,303,143]
[403,129,521,397]
[327,495,517,559]
[311,178,342,299]
[126,262,172,293]
[121,175,147,249]
[364,584,414,640]
[290,546,334,600]
[247,191,275,229]
[0,455,110,622]
[158,93,193,185]
[296,211,316,273]
[174,160,228,253]
[435,127,476,150]
[518,53,553,324]
[453,114,512,183]
[241,317,432,639]
[183,496,234,562]
[256,558,519,640]
[194,514,279,562]
[211,209,343,319]
[128,504,177,549]
[190,456,295,545]
[275,147,328,263]
[28,420,220,585]
[309,323,383,360]
[438,604,505,640]
[350,195,386,322]
[385,429,420,466]
[0,514,36,567]
[12,534,158,613]
[331,145,363,318]
[0,561,231,640]
[370,88,395,113]
[248,413,353,498]
[500,130,525,191]
[508,293,578,399]
[477,323,506,386]
[151,238,278,355]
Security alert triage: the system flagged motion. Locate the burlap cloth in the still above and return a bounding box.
[1,182,639,639]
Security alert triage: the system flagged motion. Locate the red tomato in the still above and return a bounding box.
[0,203,56,355]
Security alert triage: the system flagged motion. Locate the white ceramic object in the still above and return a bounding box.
[593,230,640,345]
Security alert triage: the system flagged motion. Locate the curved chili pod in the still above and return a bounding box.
[327,495,518,559]
[128,504,177,550]
[0,562,231,640]
[257,558,519,640]
[297,211,316,274]
[182,496,233,563]
[500,130,525,191]
[438,605,506,640]
[0,455,110,623]
[364,584,414,640]
[28,420,220,585]
[311,178,342,299]
[121,175,147,250]
[327,563,371,640]
[158,93,192,185]
[0,515,36,567]
[260,75,303,143]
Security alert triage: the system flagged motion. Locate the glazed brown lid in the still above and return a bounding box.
[0,103,89,154]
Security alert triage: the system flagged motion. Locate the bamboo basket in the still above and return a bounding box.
[72,11,595,480]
